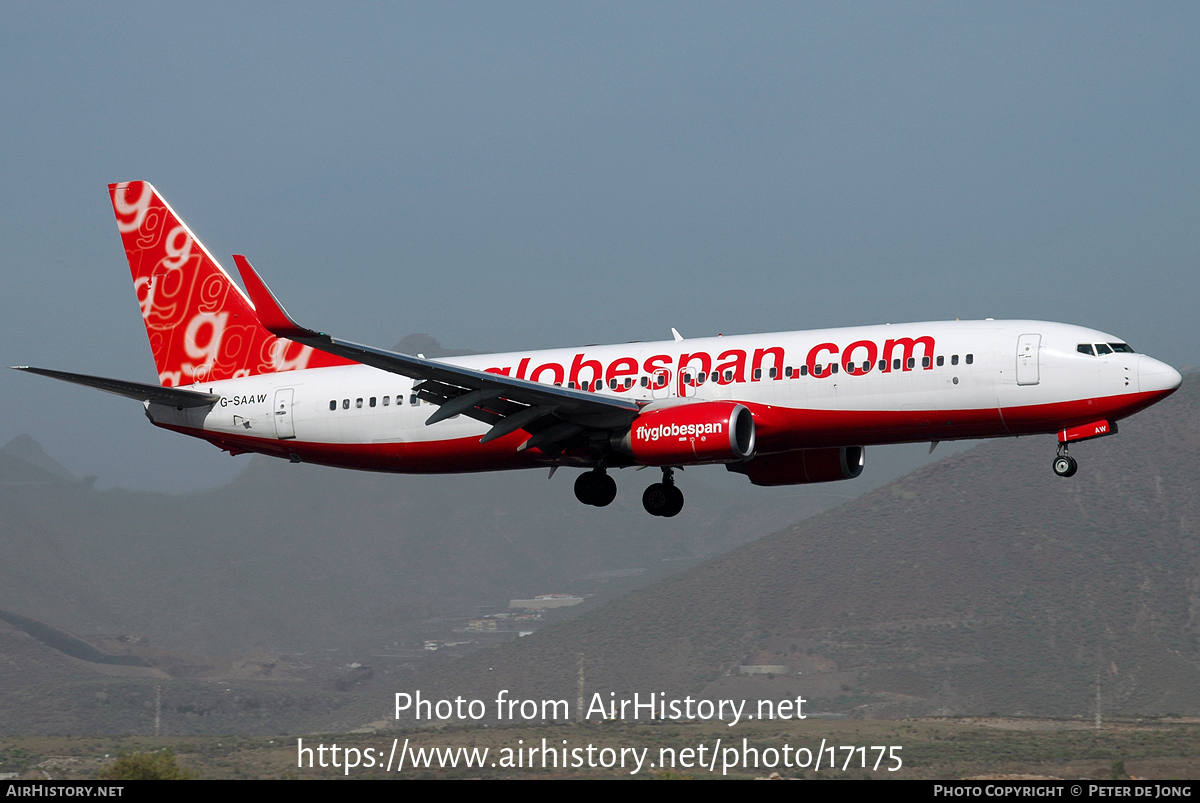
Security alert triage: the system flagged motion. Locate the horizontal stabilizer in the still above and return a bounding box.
[12,367,221,408]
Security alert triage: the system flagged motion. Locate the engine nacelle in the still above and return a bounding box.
[727,446,865,486]
[623,401,756,466]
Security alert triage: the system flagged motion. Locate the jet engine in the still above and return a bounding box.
[617,401,756,466]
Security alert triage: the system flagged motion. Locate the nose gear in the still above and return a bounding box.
[1052,443,1078,477]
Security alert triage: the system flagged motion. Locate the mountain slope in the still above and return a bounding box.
[0,436,840,654]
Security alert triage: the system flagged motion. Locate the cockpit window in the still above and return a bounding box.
[1109,343,1134,353]
[1077,344,1095,356]
[1095,343,1113,355]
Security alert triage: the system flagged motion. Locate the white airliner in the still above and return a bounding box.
[16,182,1183,516]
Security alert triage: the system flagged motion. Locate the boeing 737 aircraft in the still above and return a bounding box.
[15,182,1183,516]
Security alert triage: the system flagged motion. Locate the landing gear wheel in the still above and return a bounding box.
[662,484,684,517]
[642,483,669,516]
[575,470,617,507]
[643,482,672,513]
[1052,455,1078,477]
[593,474,617,507]
[643,467,685,517]
[574,472,599,505]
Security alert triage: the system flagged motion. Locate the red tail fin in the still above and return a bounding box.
[108,182,354,386]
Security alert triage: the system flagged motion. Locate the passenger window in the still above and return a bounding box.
[768,367,777,379]
[893,359,901,370]
[609,378,618,390]
[568,381,576,389]
[342,399,350,410]
[922,356,930,368]
[965,354,974,365]
[831,363,839,374]
[785,366,793,378]
[711,371,719,382]
[329,400,336,411]
[800,365,809,376]
[951,355,959,365]
[753,368,762,380]
[862,360,870,372]
[696,372,705,384]
[356,398,363,408]
[936,356,944,366]
[814,365,822,376]
[1095,343,1113,355]
[383,396,390,406]
[640,376,649,388]
[369,397,377,407]
[724,370,733,382]
[410,394,418,406]
[1077,344,1095,356]
[878,360,887,371]
[625,377,633,389]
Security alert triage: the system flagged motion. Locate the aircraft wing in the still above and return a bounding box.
[233,256,642,453]
[12,366,221,408]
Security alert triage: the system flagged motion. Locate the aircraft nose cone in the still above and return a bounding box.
[1138,355,1183,393]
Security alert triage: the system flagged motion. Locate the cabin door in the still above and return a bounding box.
[1016,334,1041,386]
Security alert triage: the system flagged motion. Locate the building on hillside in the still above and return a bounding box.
[509,594,583,610]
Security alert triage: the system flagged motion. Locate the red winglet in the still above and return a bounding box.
[232,255,311,340]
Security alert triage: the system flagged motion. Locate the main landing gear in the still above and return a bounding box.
[574,468,617,507]
[573,465,686,517]
[1052,444,1078,478]
[642,467,684,518]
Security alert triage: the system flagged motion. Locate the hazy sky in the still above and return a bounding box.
[2,3,1197,492]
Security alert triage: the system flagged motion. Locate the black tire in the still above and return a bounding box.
[1064,455,1078,477]
[1052,455,1073,477]
[574,472,599,505]
[593,474,617,507]
[642,483,668,516]
[662,485,684,518]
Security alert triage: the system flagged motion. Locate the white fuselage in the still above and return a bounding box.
[147,319,1180,473]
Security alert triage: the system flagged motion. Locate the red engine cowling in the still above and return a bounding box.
[727,446,865,486]
[626,401,756,466]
